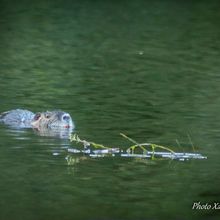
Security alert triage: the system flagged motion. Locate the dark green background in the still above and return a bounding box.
[0,0,220,219]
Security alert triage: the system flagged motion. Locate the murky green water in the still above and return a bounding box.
[0,0,220,219]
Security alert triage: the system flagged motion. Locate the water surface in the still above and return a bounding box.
[0,0,220,219]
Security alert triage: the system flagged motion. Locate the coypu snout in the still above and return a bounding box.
[31,111,74,129]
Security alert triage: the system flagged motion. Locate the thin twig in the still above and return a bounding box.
[187,133,195,152]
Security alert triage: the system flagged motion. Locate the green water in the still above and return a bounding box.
[0,0,220,219]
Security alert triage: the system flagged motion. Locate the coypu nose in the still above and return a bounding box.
[62,114,70,122]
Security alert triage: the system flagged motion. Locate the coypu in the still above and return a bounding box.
[0,109,74,130]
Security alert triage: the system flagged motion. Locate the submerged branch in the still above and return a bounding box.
[70,133,175,155]
[69,133,206,161]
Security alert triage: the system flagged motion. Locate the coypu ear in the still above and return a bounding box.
[33,112,41,121]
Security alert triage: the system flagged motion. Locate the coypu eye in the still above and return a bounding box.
[45,114,50,119]
[34,113,41,121]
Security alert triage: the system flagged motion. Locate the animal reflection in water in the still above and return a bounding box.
[0,109,74,138]
[33,126,73,139]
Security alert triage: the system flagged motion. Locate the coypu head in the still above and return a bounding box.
[31,110,74,129]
